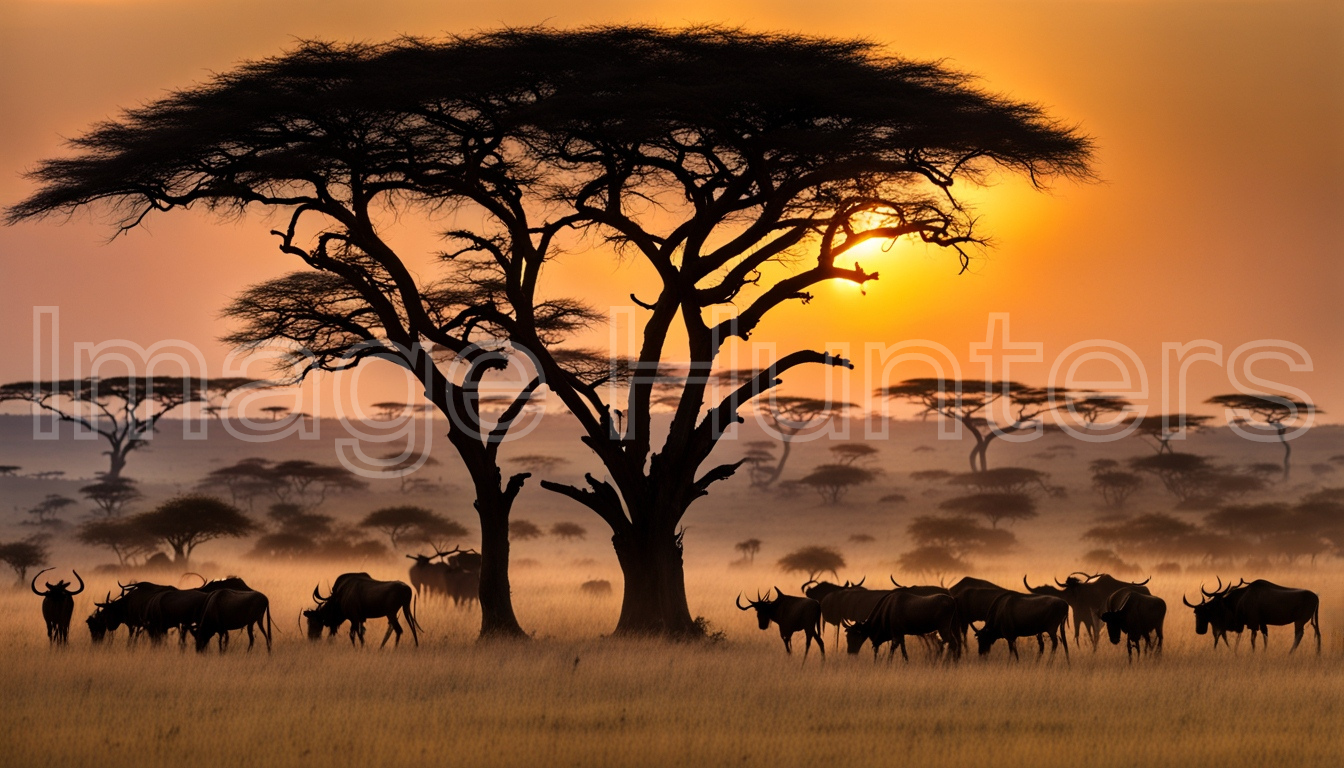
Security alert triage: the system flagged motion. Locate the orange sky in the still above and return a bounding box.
[1,0,1341,423]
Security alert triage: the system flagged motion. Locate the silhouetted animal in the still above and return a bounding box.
[803,576,864,605]
[947,577,1016,641]
[1186,578,1319,654]
[818,585,890,647]
[407,554,450,597]
[145,589,212,647]
[305,573,420,648]
[1099,589,1166,661]
[974,593,1070,662]
[580,580,612,596]
[844,590,961,662]
[31,568,83,645]
[737,588,825,660]
[193,588,273,653]
[87,582,175,644]
[1024,572,1151,649]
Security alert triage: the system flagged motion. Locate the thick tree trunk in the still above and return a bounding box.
[611,524,700,637]
[105,448,128,481]
[474,493,528,641]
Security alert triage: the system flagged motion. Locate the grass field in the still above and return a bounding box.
[2,559,1342,768]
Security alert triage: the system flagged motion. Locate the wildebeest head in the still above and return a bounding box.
[304,583,342,640]
[971,622,1002,655]
[407,554,434,566]
[842,619,872,654]
[1099,610,1124,645]
[736,589,779,630]
[1184,578,1237,635]
[31,568,83,598]
[87,592,120,642]
[802,577,857,602]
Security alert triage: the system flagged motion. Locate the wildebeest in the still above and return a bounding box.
[737,588,825,660]
[87,581,176,645]
[803,576,864,605]
[817,584,891,648]
[31,568,83,645]
[1099,589,1166,661]
[407,553,450,597]
[408,549,480,607]
[844,590,961,662]
[579,579,613,597]
[946,577,1016,641]
[1024,572,1151,649]
[974,592,1070,662]
[305,573,421,648]
[192,588,273,653]
[1184,578,1319,654]
[143,577,254,646]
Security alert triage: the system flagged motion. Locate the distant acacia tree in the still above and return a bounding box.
[0,465,20,477]
[0,377,255,479]
[130,495,255,566]
[508,519,543,541]
[734,538,762,563]
[260,406,291,421]
[798,464,878,504]
[77,517,159,566]
[80,477,142,518]
[360,506,466,551]
[1128,453,1217,504]
[938,492,1037,528]
[879,379,1064,472]
[750,398,855,488]
[1207,394,1319,480]
[199,458,366,509]
[1090,468,1143,509]
[374,452,442,495]
[777,546,845,580]
[6,28,1091,636]
[0,538,49,585]
[1127,413,1213,454]
[947,467,1051,496]
[372,402,409,420]
[551,522,587,542]
[907,515,1016,557]
[27,494,76,527]
[898,546,969,577]
[829,443,879,466]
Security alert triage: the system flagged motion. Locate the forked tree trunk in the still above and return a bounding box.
[105,447,129,481]
[611,524,700,637]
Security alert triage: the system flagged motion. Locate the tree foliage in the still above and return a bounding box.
[937,492,1037,527]
[798,463,878,504]
[131,495,256,565]
[0,538,49,584]
[776,545,846,579]
[359,506,467,550]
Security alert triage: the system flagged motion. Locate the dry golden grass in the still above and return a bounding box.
[2,558,1343,768]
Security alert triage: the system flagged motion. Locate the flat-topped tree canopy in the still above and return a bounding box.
[6,26,1093,638]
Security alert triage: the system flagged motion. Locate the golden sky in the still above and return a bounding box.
[1,0,1341,421]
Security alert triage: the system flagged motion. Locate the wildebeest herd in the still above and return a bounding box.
[738,571,1322,663]
[24,560,1324,661]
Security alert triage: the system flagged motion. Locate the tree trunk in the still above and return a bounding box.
[611,524,700,637]
[474,491,528,641]
[1279,428,1292,482]
[105,448,128,481]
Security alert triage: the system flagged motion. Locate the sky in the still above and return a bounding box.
[1,0,1341,425]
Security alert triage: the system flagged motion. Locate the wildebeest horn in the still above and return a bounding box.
[771,586,780,600]
[1027,576,1040,591]
[853,576,866,587]
[1134,575,1151,586]
[801,578,818,591]
[180,572,207,588]
[313,583,330,602]
[95,590,112,608]
[890,575,904,588]
[31,567,53,596]
[736,593,751,611]
[1182,594,1197,608]
[70,570,84,596]
[1054,575,1068,587]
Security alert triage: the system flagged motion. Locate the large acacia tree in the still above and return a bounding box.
[6,27,1091,637]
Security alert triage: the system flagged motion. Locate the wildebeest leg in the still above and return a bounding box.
[246,623,256,651]
[782,632,792,655]
[380,616,402,649]
[1290,621,1304,653]
[1036,634,1046,656]
[349,622,360,646]
[1007,638,1019,661]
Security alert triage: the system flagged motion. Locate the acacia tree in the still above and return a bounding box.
[131,495,256,566]
[1207,394,1319,481]
[0,377,254,479]
[879,379,1064,472]
[5,28,1090,636]
[1127,413,1213,454]
[749,397,854,489]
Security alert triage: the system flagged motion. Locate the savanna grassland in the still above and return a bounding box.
[3,417,1344,767]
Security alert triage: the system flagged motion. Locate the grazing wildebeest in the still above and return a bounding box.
[31,568,83,645]
[844,590,961,662]
[737,588,825,660]
[946,577,1016,641]
[144,589,211,647]
[1024,572,1151,649]
[87,582,176,645]
[579,579,613,596]
[803,576,865,604]
[193,588,273,653]
[1182,578,1248,650]
[1187,578,1320,654]
[305,573,420,648]
[1099,589,1166,661]
[974,592,1070,662]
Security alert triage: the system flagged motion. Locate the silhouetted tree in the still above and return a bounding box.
[777,546,845,580]
[359,506,465,550]
[550,522,587,542]
[1206,394,1319,480]
[741,442,779,488]
[0,378,255,479]
[0,465,20,477]
[374,452,441,495]
[1129,453,1218,503]
[27,494,76,527]
[80,477,142,518]
[830,443,879,466]
[372,402,409,420]
[0,538,49,585]
[907,515,1016,557]
[798,464,878,504]
[130,495,255,566]
[938,492,1037,527]
[1081,548,1140,576]
[911,469,953,482]
[947,467,1051,496]
[6,28,1091,636]
[734,538,762,563]
[879,379,1066,472]
[77,517,159,566]
[260,405,291,421]
[509,519,543,541]
[897,545,968,577]
[1091,470,1143,509]
[1127,413,1213,454]
[750,398,855,488]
